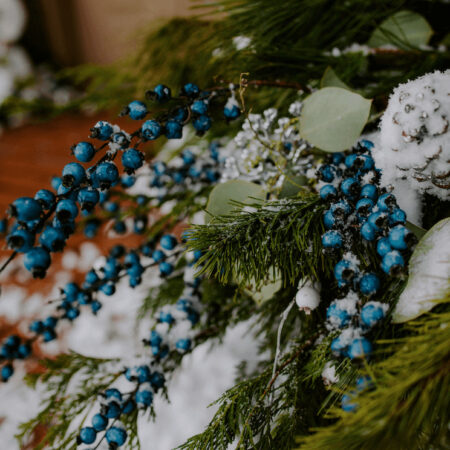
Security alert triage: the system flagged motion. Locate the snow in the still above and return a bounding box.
[0,0,26,43]
[374,70,450,201]
[393,217,450,323]
[321,361,338,385]
[232,36,251,51]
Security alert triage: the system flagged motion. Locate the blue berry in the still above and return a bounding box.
[79,427,97,444]
[182,83,200,98]
[51,176,62,191]
[72,142,95,162]
[100,282,116,296]
[330,334,348,356]
[193,115,211,133]
[141,120,162,140]
[105,401,121,419]
[122,399,136,414]
[90,121,113,140]
[34,189,55,210]
[317,164,336,182]
[376,237,391,257]
[42,329,57,342]
[330,200,351,217]
[191,100,208,115]
[150,372,165,390]
[10,197,42,222]
[52,217,75,237]
[359,184,377,200]
[103,257,120,279]
[381,250,405,275]
[171,106,188,123]
[1,364,14,382]
[135,385,153,408]
[152,249,165,262]
[150,330,162,347]
[355,198,373,216]
[159,311,174,324]
[175,338,191,352]
[122,148,144,172]
[0,218,6,234]
[159,261,174,276]
[77,187,100,212]
[360,221,376,241]
[121,174,136,188]
[24,247,51,278]
[331,152,344,165]
[334,260,356,285]
[39,225,66,252]
[43,316,58,329]
[165,120,183,139]
[361,302,386,327]
[113,220,127,234]
[160,234,177,250]
[7,227,35,253]
[341,393,357,412]
[319,184,337,201]
[91,301,102,314]
[361,139,374,150]
[389,208,406,226]
[95,162,119,189]
[340,177,360,197]
[367,211,388,232]
[17,343,31,358]
[326,303,350,328]
[127,100,147,120]
[105,425,127,447]
[103,201,119,213]
[355,375,373,391]
[56,199,78,223]
[65,307,80,321]
[62,162,85,187]
[377,193,397,212]
[105,388,122,402]
[29,320,44,334]
[388,225,414,250]
[153,84,171,102]
[92,413,108,431]
[322,230,343,249]
[359,273,380,295]
[224,102,240,120]
[348,337,372,359]
[323,210,337,229]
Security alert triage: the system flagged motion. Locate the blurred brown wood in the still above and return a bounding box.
[37,0,196,65]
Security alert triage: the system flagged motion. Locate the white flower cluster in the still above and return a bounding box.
[220,102,313,190]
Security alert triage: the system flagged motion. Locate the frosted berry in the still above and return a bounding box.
[34,189,55,209]
[141,120,162,140]
[152,84,171,102]
[388,225,415,250]
[165,120,183,139]
[1,364,14,382]
[9,197,42,222]
[326,303,350,328]
[193,115,211,133]
[359,184,377,200]
[90,121,113,140]
[78,187,100,211]
[360,221,376,241]
[175,338,191,352]
[348,337,372,359]
[62,162,86,188]
[24,247,51,278]
[181,83,200,98]
[72,142,95,162]
[78,427,97,445]
[91,413,108,431]
[105,424,127,447]
[361,302,386,327]
[95,162,119,189]
[359,273,380,295]
[122,148,144,172]
[319,184,337,201]
[160,234,177,250]
[191,100,208,115]
[341,393,357,412]
[159,261,174,276]
[127,100,147,120]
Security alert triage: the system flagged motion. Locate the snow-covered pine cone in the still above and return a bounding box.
[374,70,450,200]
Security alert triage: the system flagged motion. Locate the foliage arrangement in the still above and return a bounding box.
[0,0,449,449]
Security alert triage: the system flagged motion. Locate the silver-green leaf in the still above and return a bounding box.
[206,180,266,220]
[368,10,433,49]
[299,87,372,153]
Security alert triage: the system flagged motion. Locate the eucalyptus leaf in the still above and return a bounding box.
[320,67,350,90]
[299,87,371,153]
[206,180,266,220]
[279,174,308,198]
[368,10,433,49]
[392,218,450,323]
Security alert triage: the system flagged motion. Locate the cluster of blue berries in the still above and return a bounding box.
[317,140,417,364]
[0,233,184,383]
[121,83,241,139]
[78,244,203,448]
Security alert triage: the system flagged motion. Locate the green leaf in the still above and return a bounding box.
[299,87,371,153]
[206,180,266,219]
[320,67,350,90]
[279,174,308,198]
[392,218,450,323]
[368,10,433,49]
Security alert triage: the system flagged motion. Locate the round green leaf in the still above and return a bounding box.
[320,67,350,90]
[206,180,266,219]
[299,87,372,153]
[392,218,450,323]
[368,10,433,49]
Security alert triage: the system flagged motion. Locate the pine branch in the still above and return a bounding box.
[187,195,329,288]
